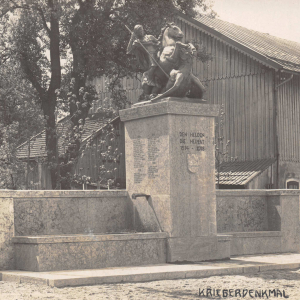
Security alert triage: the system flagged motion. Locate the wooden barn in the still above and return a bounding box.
[17,14,300,190]
[174,14,300,189]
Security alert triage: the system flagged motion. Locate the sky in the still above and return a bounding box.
[211,0,300,44]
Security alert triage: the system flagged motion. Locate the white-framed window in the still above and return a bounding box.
[286,179,300,189]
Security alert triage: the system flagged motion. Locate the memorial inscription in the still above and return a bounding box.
[133,136,160,184]
[133,138,147,184]
[179,131,206,152]
[148,137,159,179]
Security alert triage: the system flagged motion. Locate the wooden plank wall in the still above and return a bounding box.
[277,75,300,162]
[88,76,143,111]
[177,18,276,161]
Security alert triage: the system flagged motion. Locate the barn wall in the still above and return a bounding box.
[177,17,276,162]
[88,76,143,111]
[277,74,300,163]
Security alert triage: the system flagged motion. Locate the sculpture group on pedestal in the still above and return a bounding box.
[127,23,206,102]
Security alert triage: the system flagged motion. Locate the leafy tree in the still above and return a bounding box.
[0,0,215,189]
[0,59,44,189]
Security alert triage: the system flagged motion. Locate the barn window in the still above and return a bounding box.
[286,180,299,189]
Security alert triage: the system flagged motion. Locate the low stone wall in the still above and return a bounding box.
[0,195,14,270]
[0,190,134,270]
[216,190,269,233]
[13,233,167,272]
[12,190,134,236]
[217,190,300,254]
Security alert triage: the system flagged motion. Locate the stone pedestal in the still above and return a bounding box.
[120,98,228,262]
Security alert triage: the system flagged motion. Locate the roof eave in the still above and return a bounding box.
[178,13,283,71]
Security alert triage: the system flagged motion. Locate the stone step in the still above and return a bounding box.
[13,233,167,272]
[2,253,300,287]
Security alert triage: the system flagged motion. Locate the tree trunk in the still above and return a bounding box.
[45,0,61,189]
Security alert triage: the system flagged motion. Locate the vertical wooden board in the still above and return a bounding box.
[259,72,264,158]
[258,73,263,159]
[279,84,284,160]
[241,54,245,76]
[264,72,270,157]
[206,80,211,103]
[212,39,216,79]
[210,80,215,104]
[246,54,251,76]
[205,33,210,81]
[214,39,218,79]
[293,79,298,161]
[290,80,295,161]
[288,80,293,161]
[249,75,254,160]
[270,71,275,158]
[252,74,258,160]
[293,79,296,161]
[238,52,243,76]
[269,70,274,158]
[241,76,246,161]
[233,76,238,159]
[286,82,291,160]
[280,85,286,160]
[239,76,244,160]
[216,41,221,79]
[232,77,237,158]
[202,32,207,81]
[226,77,231,158]
[207,36,212,80]
[235,50,239,77]
[223,44,228,78]
[197,31,203,79]
[220,41,224,79]
[296,78,300,161]
[230,47,235,78]
[224,78,229,155]
[277,82,282,159]
[297,78,300,161]
[235,76,241,160]
[244,75,250,160]
[287,82,292,160]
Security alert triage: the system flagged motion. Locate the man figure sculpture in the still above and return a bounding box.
[126,25,159,87]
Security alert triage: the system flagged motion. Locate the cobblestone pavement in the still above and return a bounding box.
[0,268,299,299]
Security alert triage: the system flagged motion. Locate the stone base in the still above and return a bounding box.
[13,233,167,272]
[167,235,231,262]
[133,97,207,107]
[221,231,282,256]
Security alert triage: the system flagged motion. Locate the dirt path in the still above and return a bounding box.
[0,268,299,299]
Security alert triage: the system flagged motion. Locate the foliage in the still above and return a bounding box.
[0,59,44,189]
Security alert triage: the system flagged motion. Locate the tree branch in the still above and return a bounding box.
[36,6,51,37]
[20,54,46,100]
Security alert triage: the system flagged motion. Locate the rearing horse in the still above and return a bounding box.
[143,23,184,96]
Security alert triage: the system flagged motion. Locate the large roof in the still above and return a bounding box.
[217,158,276,186]
[181,14,300,73]
[16,113,114,159]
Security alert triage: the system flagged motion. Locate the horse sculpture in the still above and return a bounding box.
[150,23,184,95]
[127,22,206,101]
[151,42,206,102]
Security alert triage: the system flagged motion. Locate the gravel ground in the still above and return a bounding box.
[0,268,299,299]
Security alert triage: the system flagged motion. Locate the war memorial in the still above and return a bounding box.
[0,22,300,287]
